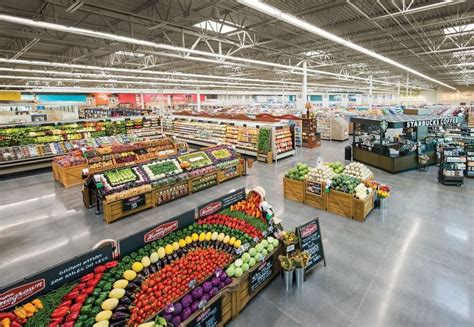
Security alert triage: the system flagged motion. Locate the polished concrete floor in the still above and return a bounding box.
[0,141,473,326]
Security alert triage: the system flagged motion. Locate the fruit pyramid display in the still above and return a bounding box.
[285,163,310,181]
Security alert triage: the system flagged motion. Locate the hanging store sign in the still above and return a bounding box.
[197,188,246,218]
[405,117,458,128]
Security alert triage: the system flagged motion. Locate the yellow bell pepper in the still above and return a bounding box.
[14,307,27,319]
[32,299,43,309]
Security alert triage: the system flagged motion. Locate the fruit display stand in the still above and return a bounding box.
[304,180,327,210]
[353,191,375,222]
[84,145,247,223]
[0,116,162,175]
[283,177,305,203]
[327,190,354,218]
[0,188,286,327]
[53,138,178,187]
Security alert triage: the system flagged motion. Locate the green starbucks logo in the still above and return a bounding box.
[380,119,388,132]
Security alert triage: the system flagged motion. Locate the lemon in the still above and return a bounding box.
[165,244,173,255]
[229,236,236,246]
[217,233,225,242]
[141,256,151,267]
[191,233,199,242]
[132,262,143,273]
[123,270,136,281]
[179,239,186,248]
[223,235,230,244]
[150,252,159,263]
[172,242,180,251]
[211,232,218,241]
[157,247,166,258]
[234,239,242,248]
[185,236,193,244]
[205,232,212,241]
[199,232,206,242]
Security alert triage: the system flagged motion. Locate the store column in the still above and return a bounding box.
[341,94,348,107]
[322,93,329,107]
[196,88,201,112]
[301,60,308,112]
[368,75,373,110]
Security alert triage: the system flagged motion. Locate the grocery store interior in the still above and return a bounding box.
[0,1,472,327]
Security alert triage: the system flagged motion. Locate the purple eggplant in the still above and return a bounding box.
[110,311,130,322]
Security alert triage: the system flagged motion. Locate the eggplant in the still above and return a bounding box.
[119,297,132,306]
[125,290,135,299]
[110,319,128,327]
[143,267,151,277]
[127,282,140,292]
[155,260,162,270]
[114,305,130,313]
[150,265,157,273]
[111,311,130,322]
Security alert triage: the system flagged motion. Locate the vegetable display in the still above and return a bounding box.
[343,162,373,181]
[204,145,238,168]
[330,175,360,194]
[177,152,212,169]
[141,159,183,181]
[326,161,345,174]
[307,165,336,182]
[285,163,310,181]
[256,128,271,153]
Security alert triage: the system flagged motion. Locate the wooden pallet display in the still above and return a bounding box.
[103,189,156,224]
[230,245,282,318]
[353,191,375,222]
[304,180,328,210]
[52,162,87,187]
[283,177,305,202]
[188,172,218,193]
[257,151,273,164]
[327,189,354,218]
[217,163,241,183]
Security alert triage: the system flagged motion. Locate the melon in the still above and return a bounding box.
[248,258,256,267]
[241,263,249,272]
[248,247,257,257]
[234,267,243,277]
[242,253,251,263]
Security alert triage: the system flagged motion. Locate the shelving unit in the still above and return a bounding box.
[438,145,465,186]
[465,142,474,178]
[301,116,320,148]
[318,115,332,141]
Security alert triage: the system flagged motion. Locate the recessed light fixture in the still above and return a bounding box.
[115,51,145,57]
[443,23,474,36]
[193,20,237,34]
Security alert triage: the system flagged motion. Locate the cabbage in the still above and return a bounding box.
[163,313,173,322]
[209,287,219,298]
[219,282,225,289]
[165,303,175,314]
[212,277,220,286]
[224,277,231,285]
[219,272,228,282]
[202,294,210,302]
[191,286,203,300]
[181,295,192,308]
[191,302,199,313]
[171,315,181,327]
[214,268,224,277]
[202,281,213,293]
[174,302,182,315]
[181,307,192,321]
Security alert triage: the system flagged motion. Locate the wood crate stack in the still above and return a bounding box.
[283,177,305,202]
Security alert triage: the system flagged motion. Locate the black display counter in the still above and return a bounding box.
[353,147,437,174]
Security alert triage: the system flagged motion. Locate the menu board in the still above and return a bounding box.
[188,297,222,327]
[122,193,146,211]
[249,257,274,294]
[295,218,326,272]
[306,180,322,196]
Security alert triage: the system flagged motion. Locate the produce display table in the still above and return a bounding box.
[283,177,305,203]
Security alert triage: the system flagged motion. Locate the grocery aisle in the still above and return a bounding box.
[0,141,473,326]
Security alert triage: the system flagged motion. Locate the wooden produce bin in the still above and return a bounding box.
[179,290,233,327]
[283,177,305,203]
[304,180,327,210]
[53,162,87,187]
[230,246,282,318]
[353,191,375,222]
[327,190,354,218]
[189,172,218,193]
[217,163,243,183]
[103,189,156,224]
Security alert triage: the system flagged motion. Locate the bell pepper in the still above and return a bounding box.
[16,318,27,325]
[85,318,95,326]
[85,296,96,305]
[70,303,83,313]
[13,307,27,319]
[83,287,94,295]
[92,289,101,297]
[58,300,72,308]
[65,311,80,322]
[10,322,22,327]
[63,291,80,301]
[48,322,59,327]
[80,273,94,282]
[102,282,112,291]
[51,306,69,319]
[75,294,88,304]
[32,299,43,309]
[23,302,37,314]
[1,317,11,327]
[94,265,106,274]
[0,313,15,320]
[74,322,84,327]
[105,261,118,268]
[90,306,100,316]
[86,279,99,287]
[80,304,92,314]
[77,314,88,322]
[62,322,75,327]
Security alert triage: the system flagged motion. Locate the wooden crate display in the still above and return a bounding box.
[353,191,375,222]
[103,190,156,224]
[283,177,305,203]
[53,162,87,187]
[257,151,273,164]
[327,189,354,218]
[304,180,327,210]
[189,172,218,193]
[217,163,241,183]
[178,290,233,327]
[231,246,282,317]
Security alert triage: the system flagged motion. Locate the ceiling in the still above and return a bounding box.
[0,0,472,93]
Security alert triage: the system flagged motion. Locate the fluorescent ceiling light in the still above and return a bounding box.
[115,51,145,57]
[193,20,237,34]
[303,51,323,57]
[237,0,456,90]
[65,1,84,13]
[443,23,474,36]
[0,14,403,87]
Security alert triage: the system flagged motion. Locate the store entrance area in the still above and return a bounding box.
[1,140,472,326]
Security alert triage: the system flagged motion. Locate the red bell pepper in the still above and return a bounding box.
[0,313,16,320]
[48,322,59,327]
[82,287,94,295]
[105,261,118,268]
[75,294,88,304]
[62,322,75,327]
[86,279,99,287]
[70,303,82,313]
[80,273,94,282]
[11,322,23,327]
[63,291,79,301]
[58,300,72,308]
[94,265,106,273]
[51,306,69,318]
[65,311,80,322]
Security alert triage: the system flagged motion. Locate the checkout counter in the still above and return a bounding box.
[350,115,459,174]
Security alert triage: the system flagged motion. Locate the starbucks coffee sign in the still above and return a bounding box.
[405,117,458,128]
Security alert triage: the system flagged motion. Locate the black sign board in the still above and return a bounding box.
[118,210,195,256]
[122,193,146,212]
[295,218,326,272]
[306,181,322,196]
[197,187,246,218]
[188,297,222,327]
[249,257,274,294]
[0,245,113,311]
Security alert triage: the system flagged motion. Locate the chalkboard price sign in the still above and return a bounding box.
[188,297,222,327]
[295,218,326,272]
[122,194,146,212]
[306,181,322,196]
[249,257,273,294]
